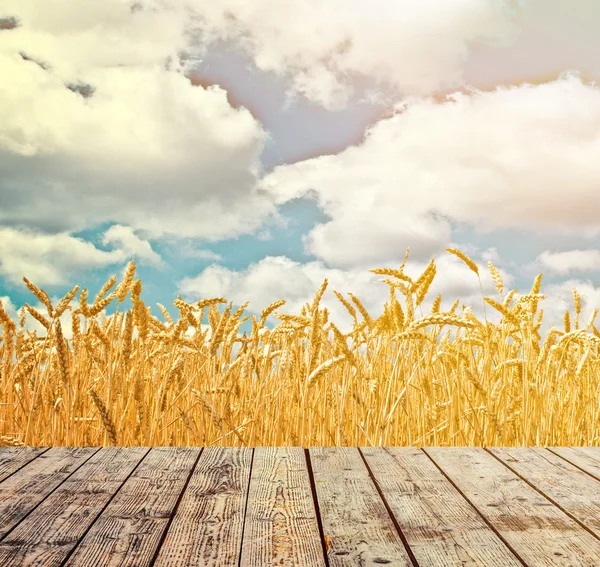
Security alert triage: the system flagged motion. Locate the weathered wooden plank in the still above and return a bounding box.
[361,446,521,566]
[153,447,253,567]
[0,447,148,567]
[548,447,600,481]
[241,446,326,567]
[426,447,600,566]
[310,446,413,567]
[491,447,600,537]
[62,446,199,567]
[0,446,98,540]
[0,446,48,483]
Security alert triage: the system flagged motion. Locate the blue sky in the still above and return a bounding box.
[2,0,600,342]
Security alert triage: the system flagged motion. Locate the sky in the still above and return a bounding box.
[1,0,600,343]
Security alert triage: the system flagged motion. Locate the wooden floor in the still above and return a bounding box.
[2,447,600,566]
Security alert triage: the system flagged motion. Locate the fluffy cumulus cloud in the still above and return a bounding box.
[0,225,162,287]
[0,0,280,285]
[0,2,570,267]
[536,249,600,276]
[259,73,600,270]
[100,225,164,267]
[190,0,523,109]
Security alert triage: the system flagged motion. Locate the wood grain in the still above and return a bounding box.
[0,446,48,483]
[426,446,600,566]
[0,446,98,540]
[3,445,600,565]
[362,446,521,566]
[63,446,200,567]
[310,446,413,567]
[548,447,600,481]
[241,446,326,567]
[154,446,253,567]
[0,447,148,567]
[489,447,600,538]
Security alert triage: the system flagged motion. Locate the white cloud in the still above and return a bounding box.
[0,0,197,79]
[101,225,164,268]
[259,74,600,270]
[464,0,600,90]
[191,0,522,109]
[537,249,600,276]
[481,247,501,263]
[0,0,279,245]
[0,226,159,287]
[184,0,600,110]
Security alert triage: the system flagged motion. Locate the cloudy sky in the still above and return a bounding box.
[1,0,600,341]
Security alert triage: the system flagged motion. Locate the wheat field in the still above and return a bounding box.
[0,247,598,448]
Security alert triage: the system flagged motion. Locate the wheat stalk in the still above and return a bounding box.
[88,389,118,445]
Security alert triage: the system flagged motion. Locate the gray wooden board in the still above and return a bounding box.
[0,446,98,540]
[489,447,600,539]
[426,446,600,566]
[240,446,326,567]
[0,447,48,483]
[0,446,148,567]
[63,446,200,567]
[548,447,600,481]
[309,446,413,567]
[361,446,522,566]
[153,446,253,567]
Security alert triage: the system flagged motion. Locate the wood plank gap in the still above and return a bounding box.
[421,448,529,567]
[61,447,201,567]
[147,447,204,567]
[153,447,253,566]
[304,448,331,567]
[237,448,255,567]
[546,447,600,482]
[0,447,50,484]
[0,447,101,543]
[55,447,152,567]
[357,447,420,567]
[363,447,524,566]
[0,447,149,567]
[486,447,600,543]
[241,446,326,567]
